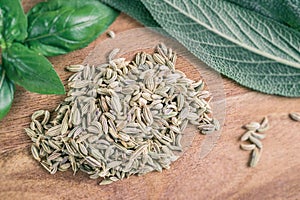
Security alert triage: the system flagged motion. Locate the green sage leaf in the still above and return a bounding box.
[100,0,159,28]
[2,43,65,94]
[26,0,118,56]
[142,0,300,97]
[0,66,15,120]
[226,0,300,31]
[0,0,27,47]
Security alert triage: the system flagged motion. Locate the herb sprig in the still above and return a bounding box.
[0,0,118,120]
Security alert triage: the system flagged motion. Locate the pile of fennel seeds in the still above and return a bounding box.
[25,44,219,185]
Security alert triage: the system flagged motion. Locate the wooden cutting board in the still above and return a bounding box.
[0,1,299,199]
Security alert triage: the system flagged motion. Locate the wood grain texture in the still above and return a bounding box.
[0,1,299,199]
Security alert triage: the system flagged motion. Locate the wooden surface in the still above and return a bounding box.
[0,1,300,199]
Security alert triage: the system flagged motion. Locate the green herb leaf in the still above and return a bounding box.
[0,9,3,46]
[2,43,65,94]
[226,0,300,31]
[0,0,27,47]
[26,0,118,56]
[100,0,159,28]
[142,0,300,97]
[0,66,15,120]
[28,0,113,15]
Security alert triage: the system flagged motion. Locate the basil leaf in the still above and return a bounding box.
[0,0,27,47]
[27,0,110,17]
[142,0,300,97]
[226,0,300,31]
[26,0,118,56]
[0,66,15,120]
[0,9,3,46]
[2,43,65,95]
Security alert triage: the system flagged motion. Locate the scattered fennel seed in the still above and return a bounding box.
[240,117,269,167]
[289,112,300,122]
[107,30,116,39]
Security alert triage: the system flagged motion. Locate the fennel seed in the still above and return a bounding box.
[25,43,218,185]
[289,112,300,122]
[107,30,116,39]
[240,116,269,167]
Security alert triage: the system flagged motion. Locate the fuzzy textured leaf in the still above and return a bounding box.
[142,0,300,97]
[226,0,300,31]
[0,0,27,46]
[0,66,14,120]
[100,0,159,28]
[26,0,118,56]
[2,43,65,94]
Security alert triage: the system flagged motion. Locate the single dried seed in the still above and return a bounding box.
[107,30,116,39]
[59,163,71,171]
[47,152,61,161]
[30,121,36,131]
[31,110,45,121]
[79,143,88,156]
[48,140,61,150]
[41,110,50,125]
[72,108,81,126]
[244,122,260,131]
[31,144,41,162]
[240,131,253,141]
[156,45,168,59]
[86,156,102,167]
[61,110,69,135]
[41,141,52,154]
[40,162,52,173]
[258,116,269,132]
[153,53,165,65]
[24,128,37,138]
[46,125,62,137]
[65,142,76,156]
[249,136,263,149]
[289,112,300,121]
[99,179,114,185]
[240,144,256,151]
[66,64,85,72]
[34,120,43,134]
[250,148,262,167]
[251,132,266,140]
[109,48,120,61]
